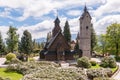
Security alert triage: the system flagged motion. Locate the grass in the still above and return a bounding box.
[0,68,23,80]
[111,66,118,73]
[91,64,100,69]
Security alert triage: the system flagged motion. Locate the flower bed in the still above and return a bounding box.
[6,60,117,80]
[6,61,88,80]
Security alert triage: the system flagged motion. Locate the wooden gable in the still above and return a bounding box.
[48,31,70,51]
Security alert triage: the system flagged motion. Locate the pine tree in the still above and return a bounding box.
[0,32,6,55]
[6,26,19,53]
[91,26,97,53]
[63,20,71,42]
[20,30,33,55]
[32,39,40,53]
[74,40,79,51]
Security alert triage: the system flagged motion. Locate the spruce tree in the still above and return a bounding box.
[74,40,79,51]
[63,20,71,42]
[20,30,33,55]
[6,26,19,53]
[91,26,97,53]
[0,32,6,55]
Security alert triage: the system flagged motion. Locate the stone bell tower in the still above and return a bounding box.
[79,5,92,58]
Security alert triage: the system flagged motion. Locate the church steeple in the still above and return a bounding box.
[52,16,61,37]
[80,4,91,20]
[84,4,87,12]
[54,16,60,26]
[78,4,92,58]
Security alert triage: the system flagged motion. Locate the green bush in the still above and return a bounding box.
[100,56,117,68]
[109,58,117,68]
[4,58,21,64]
[90,60,97,66]
[115,56,120,61]
[6,53,16,61]
[87,68,112,79]
[11,58,22,64]
[4,60,11,64]
[77,56,91,68]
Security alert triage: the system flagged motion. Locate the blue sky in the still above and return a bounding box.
[0,0,120,41]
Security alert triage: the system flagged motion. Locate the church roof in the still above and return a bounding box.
[45,30,70,49]
[54,16,60,23]
[80,5,92,20]
[46,30,61,48]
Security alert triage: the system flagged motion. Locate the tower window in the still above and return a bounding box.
[86,26,88,29]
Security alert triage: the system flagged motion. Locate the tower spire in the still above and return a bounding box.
[84,3,87,12]
[52,10,61,37]
[54,9,60,24]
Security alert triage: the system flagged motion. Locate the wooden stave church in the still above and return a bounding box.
[40,17,74,61]
[40,5,92,61]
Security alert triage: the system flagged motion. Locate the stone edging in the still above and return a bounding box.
[111,64,120,78]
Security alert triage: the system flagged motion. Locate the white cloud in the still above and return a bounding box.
[0,0,105,21]
[0,26,9,40]
[17,19,54,39]
[69,17,79,34]
[0,7,11,18]
[94,15,120,35]
[94,0,120,18]
[67,10,81,16]
[0,19,54,40]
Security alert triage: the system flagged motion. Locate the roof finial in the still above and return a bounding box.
[84,2,87,12]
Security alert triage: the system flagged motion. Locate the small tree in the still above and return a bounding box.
[77,56,91,68]
[100,56,117,68]
[6,26,19,53]
[0,32,6,55]
[106,23,120,56]
[19,30,33,56]
[74,40,79,51]
[91,26,97,54]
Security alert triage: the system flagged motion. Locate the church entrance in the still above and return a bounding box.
[57,46,65,61]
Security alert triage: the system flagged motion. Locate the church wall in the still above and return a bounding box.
[65,54,74,60]
[45,54,57,61]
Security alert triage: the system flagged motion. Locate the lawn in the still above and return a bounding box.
[111,66,118,73]
[0,68,23,80]
[91,64,100,69]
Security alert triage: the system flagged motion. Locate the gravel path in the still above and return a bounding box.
[0,58,7,67]
[112,63,120,80]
